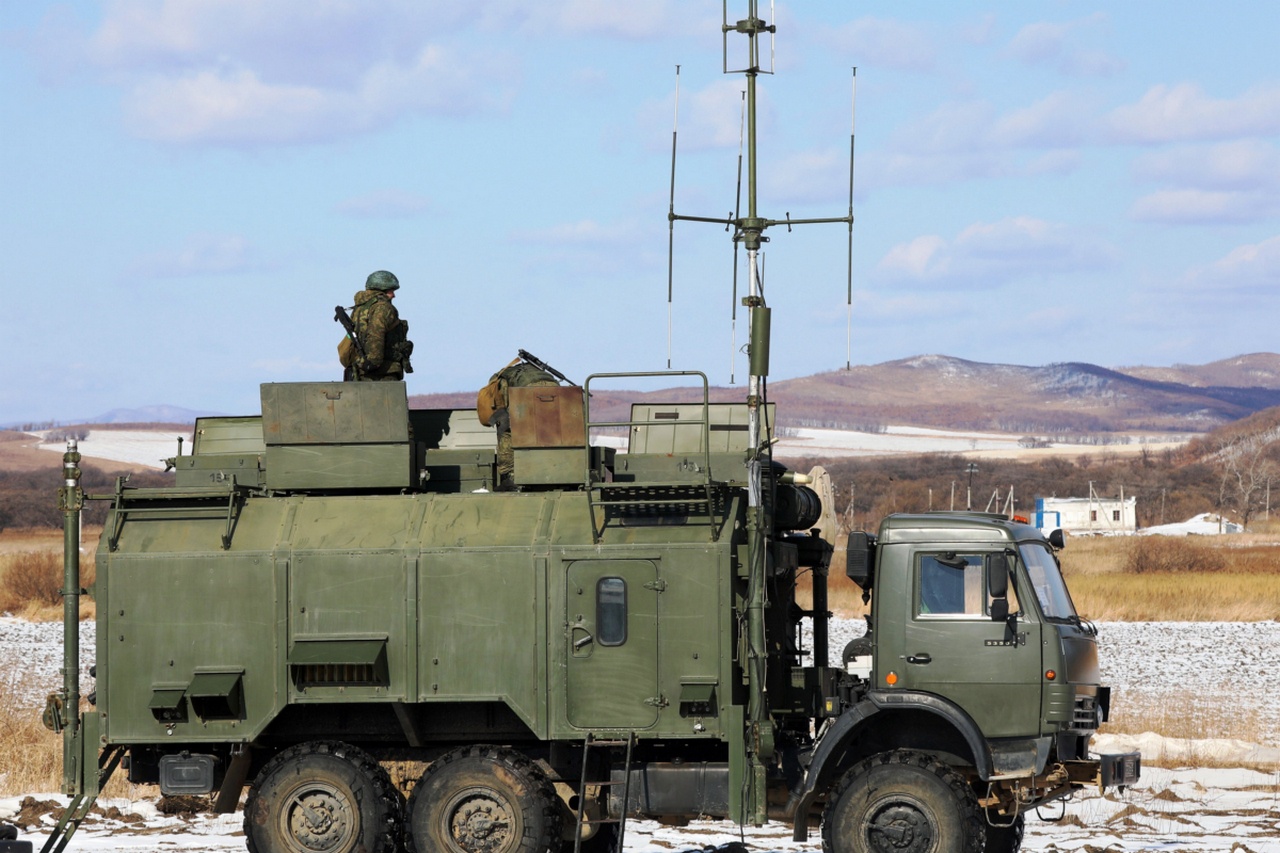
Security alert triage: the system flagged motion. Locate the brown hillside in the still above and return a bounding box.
[1117,353,1280,390]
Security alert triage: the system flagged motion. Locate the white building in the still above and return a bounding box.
[1034,495,1137,535]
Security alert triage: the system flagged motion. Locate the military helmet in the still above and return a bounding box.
[365,270,400,292]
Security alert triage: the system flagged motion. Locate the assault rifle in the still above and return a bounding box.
[334,306,366,359]
[518,349,577,386]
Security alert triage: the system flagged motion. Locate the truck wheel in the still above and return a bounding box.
[407,745,561,853]
[244,740,403,853]
[984,813,1024,853]
[821,750,985,853]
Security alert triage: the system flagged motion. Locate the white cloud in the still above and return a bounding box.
[876,217,1114,287]
[1128,141,1280,225]
[87,1,453,85]
[819,18,936,73]
[1108,83,1280,144]
[510,0,710,40]
[991,91,1095,148]
[764,147,850,204]
[1005,14,1124,77]
[1185,235,1280,292]
[640,79,760,153]
[859,92,1091,190]
[122,46,514,145]
[334,189,430,219]
[128,232,268,278]
[1130,190,1278,225]
[33,2,514,146]
[1133,140,1280,191]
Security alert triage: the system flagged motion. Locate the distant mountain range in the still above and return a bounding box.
[15,355,1280,437]
[1,405,223,431]
[412,352,1280,435]
[88,405,225,425]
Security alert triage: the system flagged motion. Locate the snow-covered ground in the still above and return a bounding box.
[774,425,1187,460]
[1140,512,1245,536]
[4,616,1277,850]
[37,430,188,470]
[32,423,1187,471]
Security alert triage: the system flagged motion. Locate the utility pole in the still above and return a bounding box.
[965,463,979,511]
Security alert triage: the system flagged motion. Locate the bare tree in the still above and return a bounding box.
[1216,435,1276,529]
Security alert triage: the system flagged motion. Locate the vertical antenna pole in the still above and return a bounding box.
[738,0,772,828]
[666,66,681,370]
[58,439,84,795]
[846,67,857,371]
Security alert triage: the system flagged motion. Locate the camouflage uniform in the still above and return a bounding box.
[490,362,558,488]
[349,271,413,381]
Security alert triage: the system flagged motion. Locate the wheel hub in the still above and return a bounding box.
[865,800,936,853]
[447,788,515,852]
[283,784,356,853]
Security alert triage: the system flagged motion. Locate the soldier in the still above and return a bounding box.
[478,359,558,490]
[346,270,413,381]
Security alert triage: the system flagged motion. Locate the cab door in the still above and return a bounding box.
[896,550,1043,738]
[564,559,660,729]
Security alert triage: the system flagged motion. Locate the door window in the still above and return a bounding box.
[597,577,627,646]
[916,553,1018,618]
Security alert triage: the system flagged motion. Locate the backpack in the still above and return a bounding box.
[477,361,558,426]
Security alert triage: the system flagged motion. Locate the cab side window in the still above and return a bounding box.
[916,553,1018,618]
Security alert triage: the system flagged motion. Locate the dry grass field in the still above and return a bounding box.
[0,528,99,621]
[1060,533,1280,622]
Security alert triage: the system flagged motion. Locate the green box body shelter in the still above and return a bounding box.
[47,379,1137,853]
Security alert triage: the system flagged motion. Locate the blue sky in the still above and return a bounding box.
[4,1,1280,423]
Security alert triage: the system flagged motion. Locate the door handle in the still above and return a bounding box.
[906,653,932,665]
[571,626,594,656]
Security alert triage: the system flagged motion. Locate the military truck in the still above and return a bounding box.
[38,6,1137,852]
[39,374,1137,853]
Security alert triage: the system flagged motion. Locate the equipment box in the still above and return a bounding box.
[509,386,600,486]
[260,382,414,490]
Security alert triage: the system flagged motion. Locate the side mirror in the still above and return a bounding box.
[845,532,874,590]
[985,552,1010,622]
[985,552,1008,599]
[1048,529,1066,550]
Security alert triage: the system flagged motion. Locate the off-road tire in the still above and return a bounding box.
[821,750,986,853]
[243,740,403,853]
[407,744,561,853]
[984,813,1024,853]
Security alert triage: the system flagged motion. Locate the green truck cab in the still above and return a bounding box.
[790,513,1139,852]
[40,379,1137,853]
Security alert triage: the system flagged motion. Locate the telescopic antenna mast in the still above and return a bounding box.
[665,0,856,826]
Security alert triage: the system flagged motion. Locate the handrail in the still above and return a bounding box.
[582,371,718,542]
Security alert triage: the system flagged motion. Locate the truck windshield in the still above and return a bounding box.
[1018,543,1077,621]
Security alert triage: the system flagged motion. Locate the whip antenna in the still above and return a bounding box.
[846,67,858,370]
[666,65,681,369]
[730,89,746,385]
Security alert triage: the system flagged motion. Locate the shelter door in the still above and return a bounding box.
[564,560,660,729]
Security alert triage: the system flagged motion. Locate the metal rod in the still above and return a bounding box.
[667,65,681,370]
[847,67,857,370]
[731,89,745,385]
